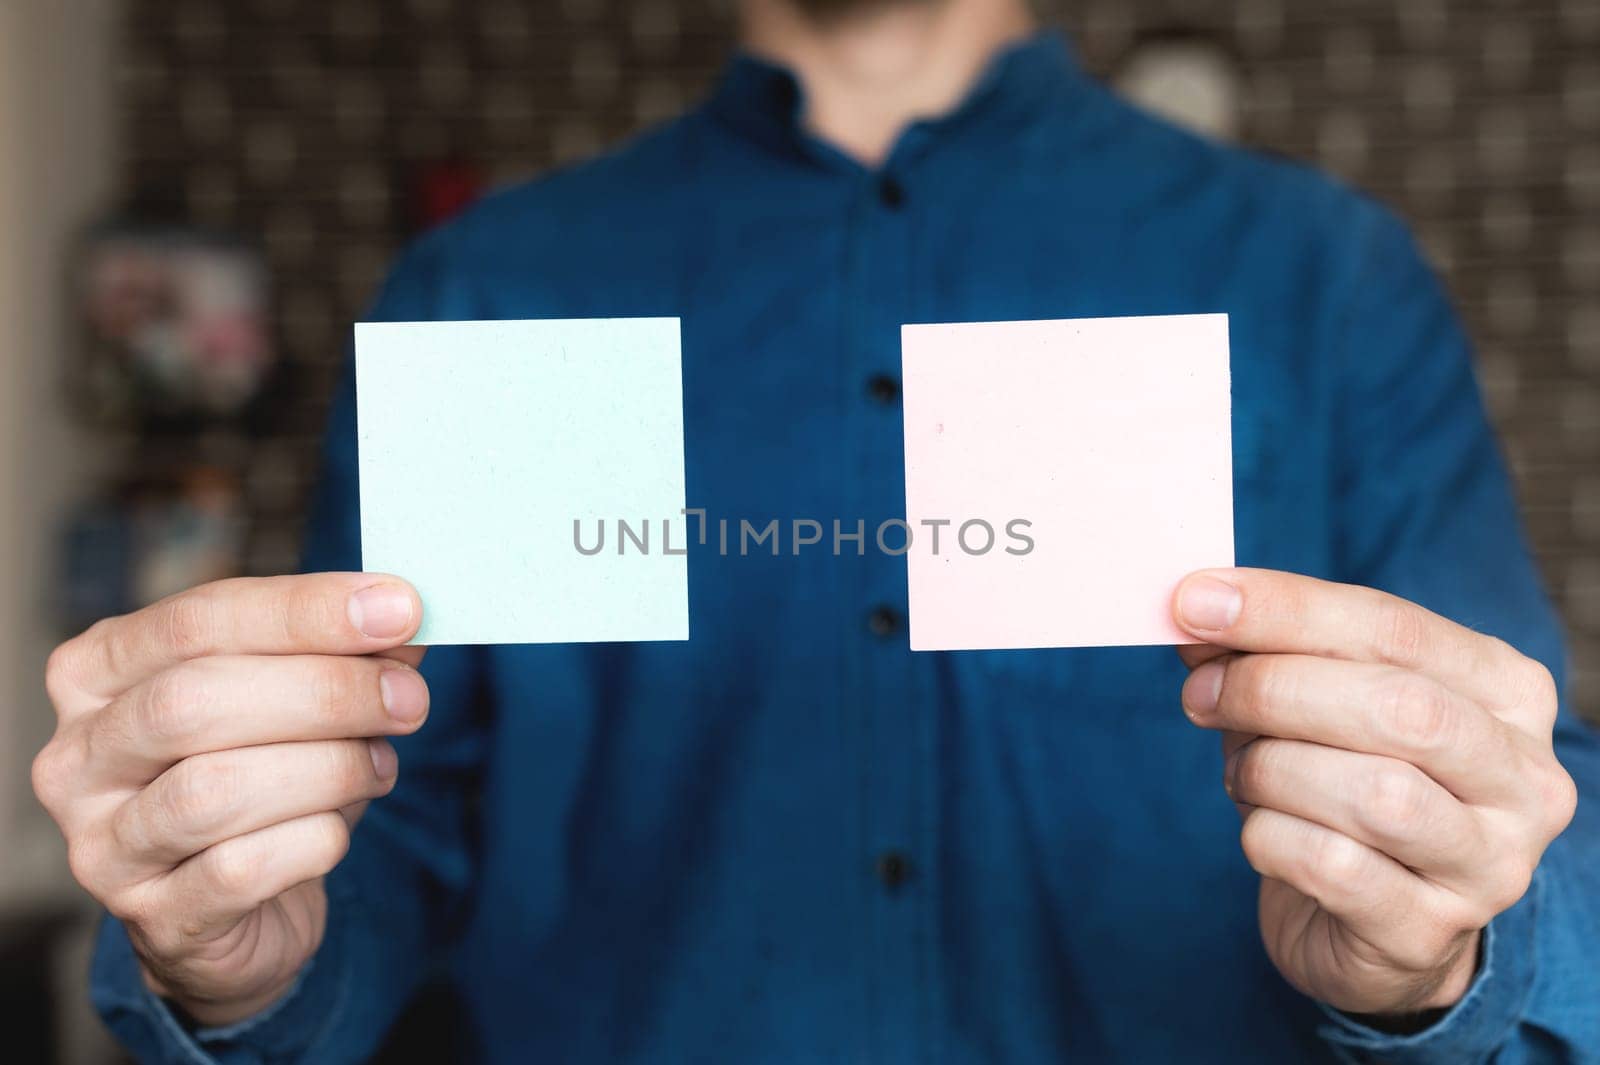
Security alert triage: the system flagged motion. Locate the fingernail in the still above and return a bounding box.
[1222,748,1240,797]
[1177,575,1242,633]
[369,739,398,779]
[378,666,428,724]
[348,585,414,639]
[1183,660,1225,719]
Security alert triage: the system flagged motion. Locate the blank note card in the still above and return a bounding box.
[356,317,689,646]
[900,314,1234,651]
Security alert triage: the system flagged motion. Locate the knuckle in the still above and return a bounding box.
[304,812,352,873]
[1236,808,1275,872]
[140,664,210,745]
[329,740,377,794]
[105,883,163,933]
[308,659,366,730]
[1375,674,1455,755]
[307,742,365,801]
[1226,656,1284,721]
[1483,855,1534,916]
[44,639,87,709]
[1360,764,1433,837]
[140,920,193,964]
[204,841,263,898]
[1375,599,1429,669]
[281,579,333,644]
[1434,892,1489,937]
[164,757,239,830]
[1520,659,1560,725]
[65,835,109,892]
[30,740,73,812]
[1261,576,1307,631]
[1306,830,1367,890]
[105,796,148,858]
[161,589,220,660]
[1536,763,1578,835]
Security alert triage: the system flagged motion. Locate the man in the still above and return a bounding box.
[34,0,1599,1061]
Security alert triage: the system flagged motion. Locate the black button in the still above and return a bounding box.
[866,374,900,404]
[867,605,900,637]
[878,175,906,209]
[875,851,913,891]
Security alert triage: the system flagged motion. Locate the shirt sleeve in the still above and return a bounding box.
[1314,200,1600,1064]
[89,231,494,1065]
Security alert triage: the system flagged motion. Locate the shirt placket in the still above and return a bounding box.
[843,158,936,1065]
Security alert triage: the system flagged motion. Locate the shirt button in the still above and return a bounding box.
[866,374,900,404]
[875,851,913,892]
[878,175,906,209]
[867,605,900,637]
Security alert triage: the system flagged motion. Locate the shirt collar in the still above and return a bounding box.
[704,30,1084,171]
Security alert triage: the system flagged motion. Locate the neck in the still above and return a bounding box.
[739,0,1038,166]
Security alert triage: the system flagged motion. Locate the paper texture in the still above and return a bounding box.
[901,314,1234,651]
[356,317,689,645]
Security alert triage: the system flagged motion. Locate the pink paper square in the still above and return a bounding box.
[900,314,1234,651]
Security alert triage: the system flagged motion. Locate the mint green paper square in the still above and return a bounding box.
[355,318,689,645]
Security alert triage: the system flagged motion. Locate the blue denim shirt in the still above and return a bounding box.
[92,33,1600,1065]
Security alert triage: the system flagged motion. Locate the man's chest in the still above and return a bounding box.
[469,196,1338,631]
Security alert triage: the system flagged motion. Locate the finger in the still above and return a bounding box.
[1177,643,1230,669]
[1172,568,1532,717]
[1225,737,1484,885]
[338,800,369,830]
[154,811,352,942]
[75,655,429,786]
[1182,652,1522,804]
[1220,730,1258,816]
[1220,729,1256,763]
[109,739,399,871]
[377,645,428,669]
[52,574,421,708]
[1240,807,1468,973]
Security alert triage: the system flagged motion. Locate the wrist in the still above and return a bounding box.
[1347,930,1482,1034]
[1417,932,1482,1011]
[140,962,302,1029]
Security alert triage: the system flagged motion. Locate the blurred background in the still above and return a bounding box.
[1,0,1595,1061]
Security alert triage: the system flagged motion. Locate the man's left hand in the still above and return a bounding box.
[1172,568,1577,1017]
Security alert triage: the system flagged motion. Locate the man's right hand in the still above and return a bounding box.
[32,573,429,1027]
